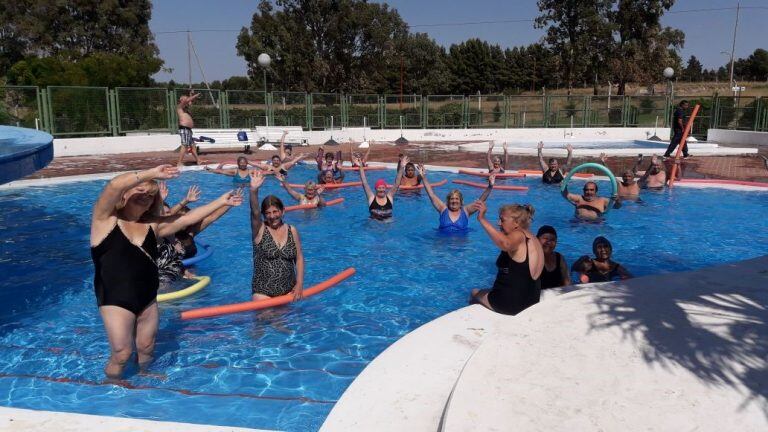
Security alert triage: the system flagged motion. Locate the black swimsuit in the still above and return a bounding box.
[91,224,159,315]
[540,252,563,289]
[369,196,393,220]
[542,169,564,184]
[487,239,541,315]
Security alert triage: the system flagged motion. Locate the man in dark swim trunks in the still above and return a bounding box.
[562,181,612,220]
[176,91,203,166]
[664,100,690,159]
[538,141,573,184]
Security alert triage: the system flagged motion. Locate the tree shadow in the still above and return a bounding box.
[586,256,768,417]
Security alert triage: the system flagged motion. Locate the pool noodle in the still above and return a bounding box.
[181,242,213,266]
[457,169,525,178]
[288,181,362,189]
[452,179,528,191]
[284,197,345,212]
[180,268,356,320]
[157,276,211,302]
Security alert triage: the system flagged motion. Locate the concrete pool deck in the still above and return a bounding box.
[322,256,768,431]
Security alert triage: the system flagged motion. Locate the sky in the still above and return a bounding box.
[149,0,768,83]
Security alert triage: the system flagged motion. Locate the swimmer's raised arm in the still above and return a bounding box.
[631,154,643,175]
[389,154,407,199]
[280,153,308,171]
[362,142,371,165]
[204,165,237,176]
[189,189,243,234]
[316,147,325,170]
[167,185,200,215]
[92,165,179,223]
[472,200,523,252]
[275,172,303,202]
[279,130,289,160]
[466,174,495,216]
[249,171,265,235]
[563,144,574,172]
[356,156,374,202]
[537,142,548,171]
[155,190,242,238]
[418,164,445,212]
[487,142,495,171]
[503,142,508,170]
[561,184,579,206]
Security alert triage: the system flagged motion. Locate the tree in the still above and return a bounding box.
[1,0,162,83]
[236,0,408,93]
[536,0,613,94]
[609,1,684,94]
[7,54,162,87]
[385,33,450,95]
[745,49,768,81]
[683,55,703,82]
[446,39,506,94]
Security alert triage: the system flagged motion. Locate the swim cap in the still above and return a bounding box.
[592,236,611,255]
[374,179,387,189]
[536,225,557,238]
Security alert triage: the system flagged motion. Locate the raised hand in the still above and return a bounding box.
[502,142,508,151]
[400,154,410,166]
[637,154,644,164]
[537,141,544,150]
[158,181,169,201]
[249,170,265,190]
[599,152,607,164]
[152,164,180,180]
[219,189,244,207]
[566,143,574,153]
[489,141,495,151]
[185,185,201,203]
[472,200,488,219]
[416,163,426,177]
[316,185,326,195]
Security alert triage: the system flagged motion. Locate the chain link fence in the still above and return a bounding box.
[0,86,40,129]
[227,90,268,129]
[47,86,111,136]
[116,87,171,133]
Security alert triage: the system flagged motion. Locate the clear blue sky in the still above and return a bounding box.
[150,0,767,83]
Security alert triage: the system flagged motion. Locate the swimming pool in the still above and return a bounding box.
[1,166,767,431]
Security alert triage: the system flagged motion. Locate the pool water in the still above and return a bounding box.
[1,166,767,431]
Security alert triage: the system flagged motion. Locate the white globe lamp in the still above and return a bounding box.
[257,53,271,68]
[663,67,674,79]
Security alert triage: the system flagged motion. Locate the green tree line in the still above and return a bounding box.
[2,0,766,93]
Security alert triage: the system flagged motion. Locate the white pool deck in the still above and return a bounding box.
[322,256,768,431]
[1,165,767,431]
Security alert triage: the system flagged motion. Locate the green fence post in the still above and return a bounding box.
[543,95,550,128]
[503,96,509,129]
[583,96,589,127]
[220,92,229,129]
[753,97,761,132]
[111,89,120,135]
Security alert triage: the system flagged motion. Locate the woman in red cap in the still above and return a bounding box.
[355,154,406,220]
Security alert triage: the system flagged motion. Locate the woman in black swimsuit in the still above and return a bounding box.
[537,141,573,184]
[90,165,242,379]
[469,202,545,315]
[584,236,632,282]
[536,225,571,289]
[248,171,305,300]
[356,154,406,220]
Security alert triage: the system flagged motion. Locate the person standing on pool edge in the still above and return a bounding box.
[469,202,544,315]
[664,100,690,159]
[90,165,243,379]
[249,171,305,301]
[538,141,574,184]
[176,91,203,166]
[356,154,406,220]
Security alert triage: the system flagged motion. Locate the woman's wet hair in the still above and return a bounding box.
[536,225,557,238]
[499,203,535,229]
[260,195,285,215]
[445,189,464,206]
[405,162,415,170]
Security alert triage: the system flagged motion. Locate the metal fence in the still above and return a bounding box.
[2,85,766,138]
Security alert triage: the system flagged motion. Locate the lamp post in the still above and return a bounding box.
[257,53,271,141]
[663,67,674,98]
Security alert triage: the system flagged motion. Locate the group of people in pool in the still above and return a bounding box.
[90,137,668,379]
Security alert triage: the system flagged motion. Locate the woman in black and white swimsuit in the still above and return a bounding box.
[248,171,305,300]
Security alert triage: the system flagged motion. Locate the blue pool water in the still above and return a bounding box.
[1,166,767,431]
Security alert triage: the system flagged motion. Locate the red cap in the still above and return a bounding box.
[374,179,387,189]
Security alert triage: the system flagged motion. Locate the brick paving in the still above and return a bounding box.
[23,141,768,183]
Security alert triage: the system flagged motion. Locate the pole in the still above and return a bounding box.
[187,31,192,90]
[668,104,700,188]
[729,2,740,96]
[399,57,404,110]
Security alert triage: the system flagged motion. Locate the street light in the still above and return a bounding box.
[663,67,674,98]
[257,53,271,143]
